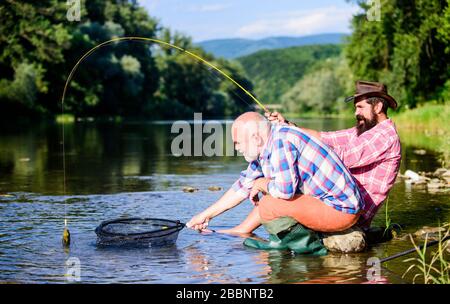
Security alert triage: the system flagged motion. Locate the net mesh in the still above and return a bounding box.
[102,219,173,235]
[95,218,184,247]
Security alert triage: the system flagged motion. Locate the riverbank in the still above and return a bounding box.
[392,103,449,166]
[392,103,449,135]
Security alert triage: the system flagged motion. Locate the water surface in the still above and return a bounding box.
[0,118,448,283]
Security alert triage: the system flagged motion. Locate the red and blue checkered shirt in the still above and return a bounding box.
[232,125,364,215]
[320,119,401,228]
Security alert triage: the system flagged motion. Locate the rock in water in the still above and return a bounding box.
[426,178,446,190]
[182,186,199,193]
[322,227,367,253]
[208,186,222,191]
[404,170,421,182]
[434,168,448,177]
[413,226,446,240]
[413,149,427,155]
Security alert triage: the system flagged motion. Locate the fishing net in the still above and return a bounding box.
[95,218,185,247]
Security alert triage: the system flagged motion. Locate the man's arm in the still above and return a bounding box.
[264,111,322,140]
[186,188,246,231]
[187,161,264,231]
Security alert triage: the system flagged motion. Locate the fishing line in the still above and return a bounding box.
[195,59,256,111]
[60,36,269,243]
[60,37,267,111]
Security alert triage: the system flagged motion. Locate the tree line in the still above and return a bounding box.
[0,0,253,120]
[1,0,448,120]
[242,0,449,114]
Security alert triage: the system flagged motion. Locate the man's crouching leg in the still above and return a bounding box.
[217,206,262,235]
[246,195,366,254]
[244,195,327,255]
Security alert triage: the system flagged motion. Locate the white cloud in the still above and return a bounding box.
[237,6,360,38]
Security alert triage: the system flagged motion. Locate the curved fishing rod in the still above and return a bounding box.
[61,36,267,110]
[60,36,269,246]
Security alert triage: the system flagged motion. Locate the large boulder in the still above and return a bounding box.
[322,226,367,253]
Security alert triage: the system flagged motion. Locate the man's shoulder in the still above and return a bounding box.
[381,119,401,142]
[271,125,310,147]
[363,119,400,142]
[369,119,402,156]
[273,124,305,138]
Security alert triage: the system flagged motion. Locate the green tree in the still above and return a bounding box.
[345,0,450,108]
[0,0,255,119]
[0,0,71,116]
[238,44,342,104]
[281,57,348,114]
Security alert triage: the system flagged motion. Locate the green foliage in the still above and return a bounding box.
[237,44,342,104]
[153,29,251,118]
[392,102,450,165]
[281,56,353,114]
[0,0,253,119]
[0,62,47,114]
[345,0,450,109]
[403,223,450,284]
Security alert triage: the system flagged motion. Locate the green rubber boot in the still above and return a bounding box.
[243,233,289,250]
[244,217,327,256]
[282,224,328,256]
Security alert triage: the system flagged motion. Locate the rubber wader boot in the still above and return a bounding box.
[244,217,327,255]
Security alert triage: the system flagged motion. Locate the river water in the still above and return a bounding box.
[0,118,448,283]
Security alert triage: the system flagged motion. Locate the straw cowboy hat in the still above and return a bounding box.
[344,80,398,110]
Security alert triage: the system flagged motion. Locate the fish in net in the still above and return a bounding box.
[95,218,185,247]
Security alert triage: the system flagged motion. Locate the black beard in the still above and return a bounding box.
[355,114,377,136]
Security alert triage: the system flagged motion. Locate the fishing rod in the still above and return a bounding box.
[60,36,268,111]
[60,36,271,247]
[379,235,450,264]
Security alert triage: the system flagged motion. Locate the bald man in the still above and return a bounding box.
[186,112,364,234]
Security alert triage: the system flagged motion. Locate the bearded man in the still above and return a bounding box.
[267,81,402,229]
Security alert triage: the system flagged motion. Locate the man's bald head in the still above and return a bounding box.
[232,112,271,162]
[232,112,270,139]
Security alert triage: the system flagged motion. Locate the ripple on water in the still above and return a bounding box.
[0,174,449,283]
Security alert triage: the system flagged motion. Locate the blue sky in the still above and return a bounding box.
[138,0,361,42]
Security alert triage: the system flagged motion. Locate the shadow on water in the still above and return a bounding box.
[0,118,448,283]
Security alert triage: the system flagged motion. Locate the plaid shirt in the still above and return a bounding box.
[232,125,364,215]
[320,119,401,228]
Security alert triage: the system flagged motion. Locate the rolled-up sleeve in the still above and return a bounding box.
[266,139,300,199]
[231,160,264,199]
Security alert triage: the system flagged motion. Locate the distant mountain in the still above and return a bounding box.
[237,44,342,104]
[196,33,347,59]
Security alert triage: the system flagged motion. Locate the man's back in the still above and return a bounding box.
[233,124,365,215]
[320,119,401,227]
